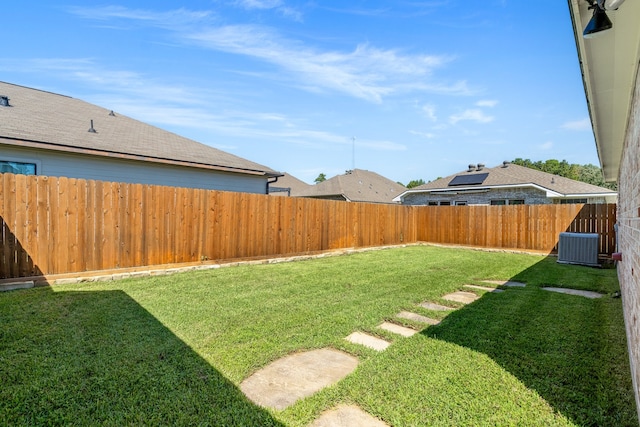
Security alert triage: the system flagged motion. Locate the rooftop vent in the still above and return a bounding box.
[109,110,116,116]
[467,164,476,172]
[88,120,97,133]
[477,163,485,171]
[0,96,10,107]
[502,161,510,168]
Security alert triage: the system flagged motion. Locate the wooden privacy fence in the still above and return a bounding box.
[0,173,616,279]
[416,204,616,254]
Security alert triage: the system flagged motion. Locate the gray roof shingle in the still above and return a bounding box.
[408,163,616,196]
[295,169,405,204]
[269,173,311,196]
[0,82,279,176]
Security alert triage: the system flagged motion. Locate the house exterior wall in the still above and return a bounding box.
[0,145,269,194]
[402,187,550,206]
[616,65,640,420]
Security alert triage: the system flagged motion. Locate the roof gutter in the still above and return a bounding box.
[393,182,615,203]
[0,136,281,178]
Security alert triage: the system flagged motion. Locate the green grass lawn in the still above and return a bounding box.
[0,245,636,426]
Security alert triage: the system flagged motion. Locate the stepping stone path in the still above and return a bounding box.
[419,301,453,311]
[378,321,417,337]
[240,278,521,424]
[310,405,390,427]
[482,280,526,287]
[442,291,479,304]
[396,310,440,325]
[542,287,604,299]
[464,284,504,293]
[240,348,358,410]
[345,332,390,351]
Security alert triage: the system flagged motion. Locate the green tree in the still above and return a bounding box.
[511,158,616,190]
[406,179,426,189]
[314,173,326,184]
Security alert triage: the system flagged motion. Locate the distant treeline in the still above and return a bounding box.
[511,158,617,191]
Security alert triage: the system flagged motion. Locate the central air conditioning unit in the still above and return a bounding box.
[557,232,600,266]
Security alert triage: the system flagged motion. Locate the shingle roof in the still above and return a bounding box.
[268,173,311,196]
[401,163,616,199]
[0,81,279,176]
[295,169,405,204]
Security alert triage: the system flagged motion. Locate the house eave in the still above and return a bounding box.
[0,136,281,178]
[394,182,614,202]
[567,0,640,182]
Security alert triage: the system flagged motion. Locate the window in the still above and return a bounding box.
[559,198,588,204]
[440,201,451,206]
[428,202,438,206]
[491,199,524,205]
[0,160,36,175]
[455,201,467,206]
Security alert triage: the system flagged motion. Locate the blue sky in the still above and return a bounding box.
[2,1,596,185]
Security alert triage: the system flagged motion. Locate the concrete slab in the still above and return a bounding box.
[0,281,34,292]
[482,280,526,287]
[396,311,440,325]
[419,301,454,311]
[442,291,479,304]
[542,287,604,299]
[464,284,504,293]
[345,332,390,351]
[378,322,417,337]
[310,405,390,427]
[240,348,358,410]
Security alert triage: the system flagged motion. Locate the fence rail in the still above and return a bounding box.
[0,174,616,279]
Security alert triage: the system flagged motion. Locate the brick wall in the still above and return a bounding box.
[403,187,549,205]
[402,187,609,206]
[617,64,640,419]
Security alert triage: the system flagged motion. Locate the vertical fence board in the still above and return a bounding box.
[0,173,618,279]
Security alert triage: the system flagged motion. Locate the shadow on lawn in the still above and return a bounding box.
[421,261,636,427]
[0,287,283,426]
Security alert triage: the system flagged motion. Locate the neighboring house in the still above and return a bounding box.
[395,162,617,206]
[295,169,406,204]
[0,82,281,194]
[268,172,311,196]
[567,0,640,419]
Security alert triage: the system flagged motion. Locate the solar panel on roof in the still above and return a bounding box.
[448,173,489,186]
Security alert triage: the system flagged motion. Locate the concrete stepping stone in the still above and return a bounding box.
[396,311,440,325]
[464,284,504,293]
[345,332,390,351]
[0,280,34,292]
[310,404,390,427]
[482,280,526,287]
[442,291,479,304]
[542,287,604,299]
[419,301,453,311]
[240,348,358,410]
[378,321,417,337]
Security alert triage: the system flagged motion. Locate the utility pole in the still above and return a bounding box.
[351,136,356,171]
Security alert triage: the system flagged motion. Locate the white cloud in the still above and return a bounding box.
[539,141,554,150]
[68,6,212,29]
[449,109,494,124]
[410,130,436,139]
[187,27,463,102]
[234,0,303,21]
[476,99,498,107]
[561,118,591,131]
[236,0,284,9]
[69,6,469,103]
[422,104,437,121]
